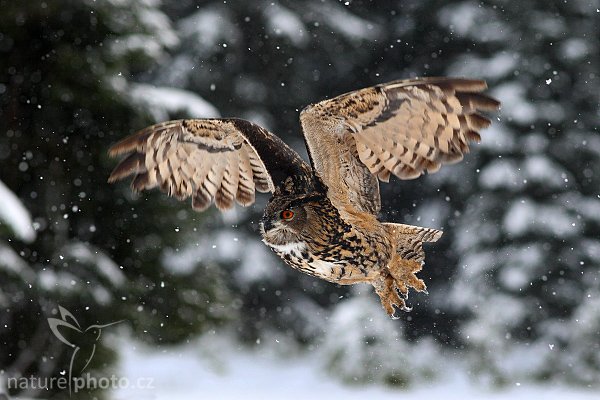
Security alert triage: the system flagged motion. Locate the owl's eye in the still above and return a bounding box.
[280,210,295,220]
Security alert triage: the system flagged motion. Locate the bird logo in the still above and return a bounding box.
[47,306,123,395]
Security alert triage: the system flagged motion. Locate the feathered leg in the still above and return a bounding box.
[373,223,442,316]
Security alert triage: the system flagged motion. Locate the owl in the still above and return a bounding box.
[108,77,499,317]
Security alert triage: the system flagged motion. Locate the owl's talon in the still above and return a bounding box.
[391,302,412,319]
[399,303,412,313]
[391,307,409,319]
[396,287,409,300]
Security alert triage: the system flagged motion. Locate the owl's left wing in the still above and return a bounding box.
[108,118,313,211]
[299,77,500,216]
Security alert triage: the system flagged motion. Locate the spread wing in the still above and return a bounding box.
[299,77,500,216]
[108,118,313,211]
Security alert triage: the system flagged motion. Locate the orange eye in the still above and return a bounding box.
[280,210,295,220]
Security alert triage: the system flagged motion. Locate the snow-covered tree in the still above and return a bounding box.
[439,0,600,385]
[0,1,231,397]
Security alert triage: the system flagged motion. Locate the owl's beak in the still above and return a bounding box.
[260,218,274,233]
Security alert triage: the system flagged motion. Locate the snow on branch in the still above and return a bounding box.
[129,83,220,121]
[0,180,36,243]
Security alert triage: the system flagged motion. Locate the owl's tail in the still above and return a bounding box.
[383,223,443,265]
[373,223,442,316]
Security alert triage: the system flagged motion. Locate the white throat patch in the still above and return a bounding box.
[267,241,307,255]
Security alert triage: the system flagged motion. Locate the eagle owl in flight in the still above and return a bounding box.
[109,77,499,317]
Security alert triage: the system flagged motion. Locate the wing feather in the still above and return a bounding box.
[214,151,238,210]
[109,118,313,212]
[300,77,500,215]
[236,147,256,206]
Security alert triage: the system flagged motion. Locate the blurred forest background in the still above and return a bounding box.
[1,0,599,398]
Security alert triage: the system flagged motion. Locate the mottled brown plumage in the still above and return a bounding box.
[108,77,499,317]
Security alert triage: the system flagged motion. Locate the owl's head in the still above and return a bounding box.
[260,193,321,245]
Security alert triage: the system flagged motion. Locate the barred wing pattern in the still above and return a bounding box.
[108,118,312,211]
[299,77,500,215]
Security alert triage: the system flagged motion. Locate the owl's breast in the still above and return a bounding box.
[267,240,326,278]
[265,232,385,283]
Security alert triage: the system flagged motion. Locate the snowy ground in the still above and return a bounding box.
[111,336,598,400]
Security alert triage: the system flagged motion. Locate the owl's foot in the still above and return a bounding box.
[373,255,428,318]
[373,273,412,318]
[387,254,427,296]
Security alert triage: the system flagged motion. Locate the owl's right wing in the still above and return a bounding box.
[108,118,313,211]
[299,77,500,216]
